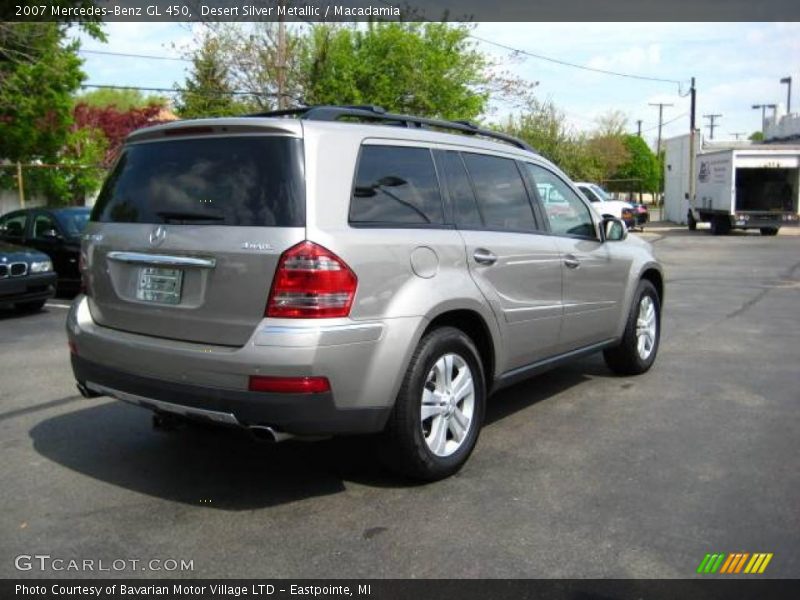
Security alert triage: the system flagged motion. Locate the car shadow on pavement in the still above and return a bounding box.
[29,357,608,510]
[0,305,56,321]
[29,401,370,510]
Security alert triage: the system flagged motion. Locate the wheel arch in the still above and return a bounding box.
[422,309,497,392]
[640,267,664,304]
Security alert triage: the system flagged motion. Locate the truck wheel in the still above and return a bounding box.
[603,280,661,376]
[687,211,697,231]
[760,227,780,236]
[381,327,485,481]
[710,216,730,235]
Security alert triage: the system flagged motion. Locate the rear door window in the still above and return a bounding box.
[92,136,305,226]
[461,153,537,232]
[438,151,483,229]
[33,213,59,239]
[350,146,444,226]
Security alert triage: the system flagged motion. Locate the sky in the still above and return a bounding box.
[74,22,800,149]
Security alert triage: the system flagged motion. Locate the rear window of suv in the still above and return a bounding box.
[92,136,305,227]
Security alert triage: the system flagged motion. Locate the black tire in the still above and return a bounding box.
[603,280,661,376]
[14,299,46,312]
[710,216,730,236]
[381,326,486,481]
[760,227,780,236]
[687,211,697,231]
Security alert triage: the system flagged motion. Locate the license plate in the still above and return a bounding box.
[136,267,183,304]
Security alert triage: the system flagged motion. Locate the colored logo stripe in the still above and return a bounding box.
[744,553,773,574]
[697,552,773,574]
[696,553,725,573]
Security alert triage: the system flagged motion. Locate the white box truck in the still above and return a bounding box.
[689,147,800,235]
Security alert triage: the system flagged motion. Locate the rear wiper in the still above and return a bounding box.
[156,210,224,223]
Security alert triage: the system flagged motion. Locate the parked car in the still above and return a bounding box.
[68,106,664,481]
[574,182,643,230]
[0,242,56,311]
[0,207,90,291]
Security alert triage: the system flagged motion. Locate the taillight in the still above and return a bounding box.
[266,241,357,318]
[248,375,331,394]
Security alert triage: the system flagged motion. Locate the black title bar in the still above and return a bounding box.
[5,0,800,22]
[5,579,800,600]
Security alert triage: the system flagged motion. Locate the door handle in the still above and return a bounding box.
[473,248,498,266]
[564,254,580,269]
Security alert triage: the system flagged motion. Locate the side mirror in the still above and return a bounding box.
[604,218,628,242]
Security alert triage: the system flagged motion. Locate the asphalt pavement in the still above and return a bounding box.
[1,226,798,578]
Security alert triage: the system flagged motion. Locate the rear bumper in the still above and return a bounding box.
[733,214,798,229]
[71,355,390,434]
[0,272,56,304]
[67,295,425,434]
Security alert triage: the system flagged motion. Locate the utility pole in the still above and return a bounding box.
[688,77,697,219]
[276,0,287,110]
[650,101,673,207]
[703,114,722,140]
[729,132,746,140]
[636,120,643,137]
[16,162,25,208]
[649,102,674,156]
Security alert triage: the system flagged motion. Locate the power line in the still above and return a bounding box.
[468,33,683,86]
[372,0,683,86]
[79,48,190,62]
[640,112,687,134]
[80,83,279,98]
[80,17,687,90]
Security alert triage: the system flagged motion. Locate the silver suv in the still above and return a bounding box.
[68,106,663,480]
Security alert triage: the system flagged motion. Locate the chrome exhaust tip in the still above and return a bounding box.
[248,425,294,443]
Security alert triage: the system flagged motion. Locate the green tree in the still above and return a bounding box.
[76,87,167,111]
[1,18,104,203]
[175,34,244,118]
[749,131,764,142]
[612,135,660,194]
[25,126,108,206]
[300,23,490,120]
[0,23,85,164]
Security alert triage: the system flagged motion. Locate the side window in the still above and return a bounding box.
[439,151,482,228]
[525,164,597,238]
[578,185,601,203]
[0,212,27,240]
[461,153,536,232]
[33,213,58,238]
[350,146,444,226]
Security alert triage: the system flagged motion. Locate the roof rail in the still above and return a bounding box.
[247,105,536,153]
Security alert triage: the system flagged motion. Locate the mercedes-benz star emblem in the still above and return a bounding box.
[149,225,167,247]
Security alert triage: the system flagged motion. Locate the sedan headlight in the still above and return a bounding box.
[29,260,53,273]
